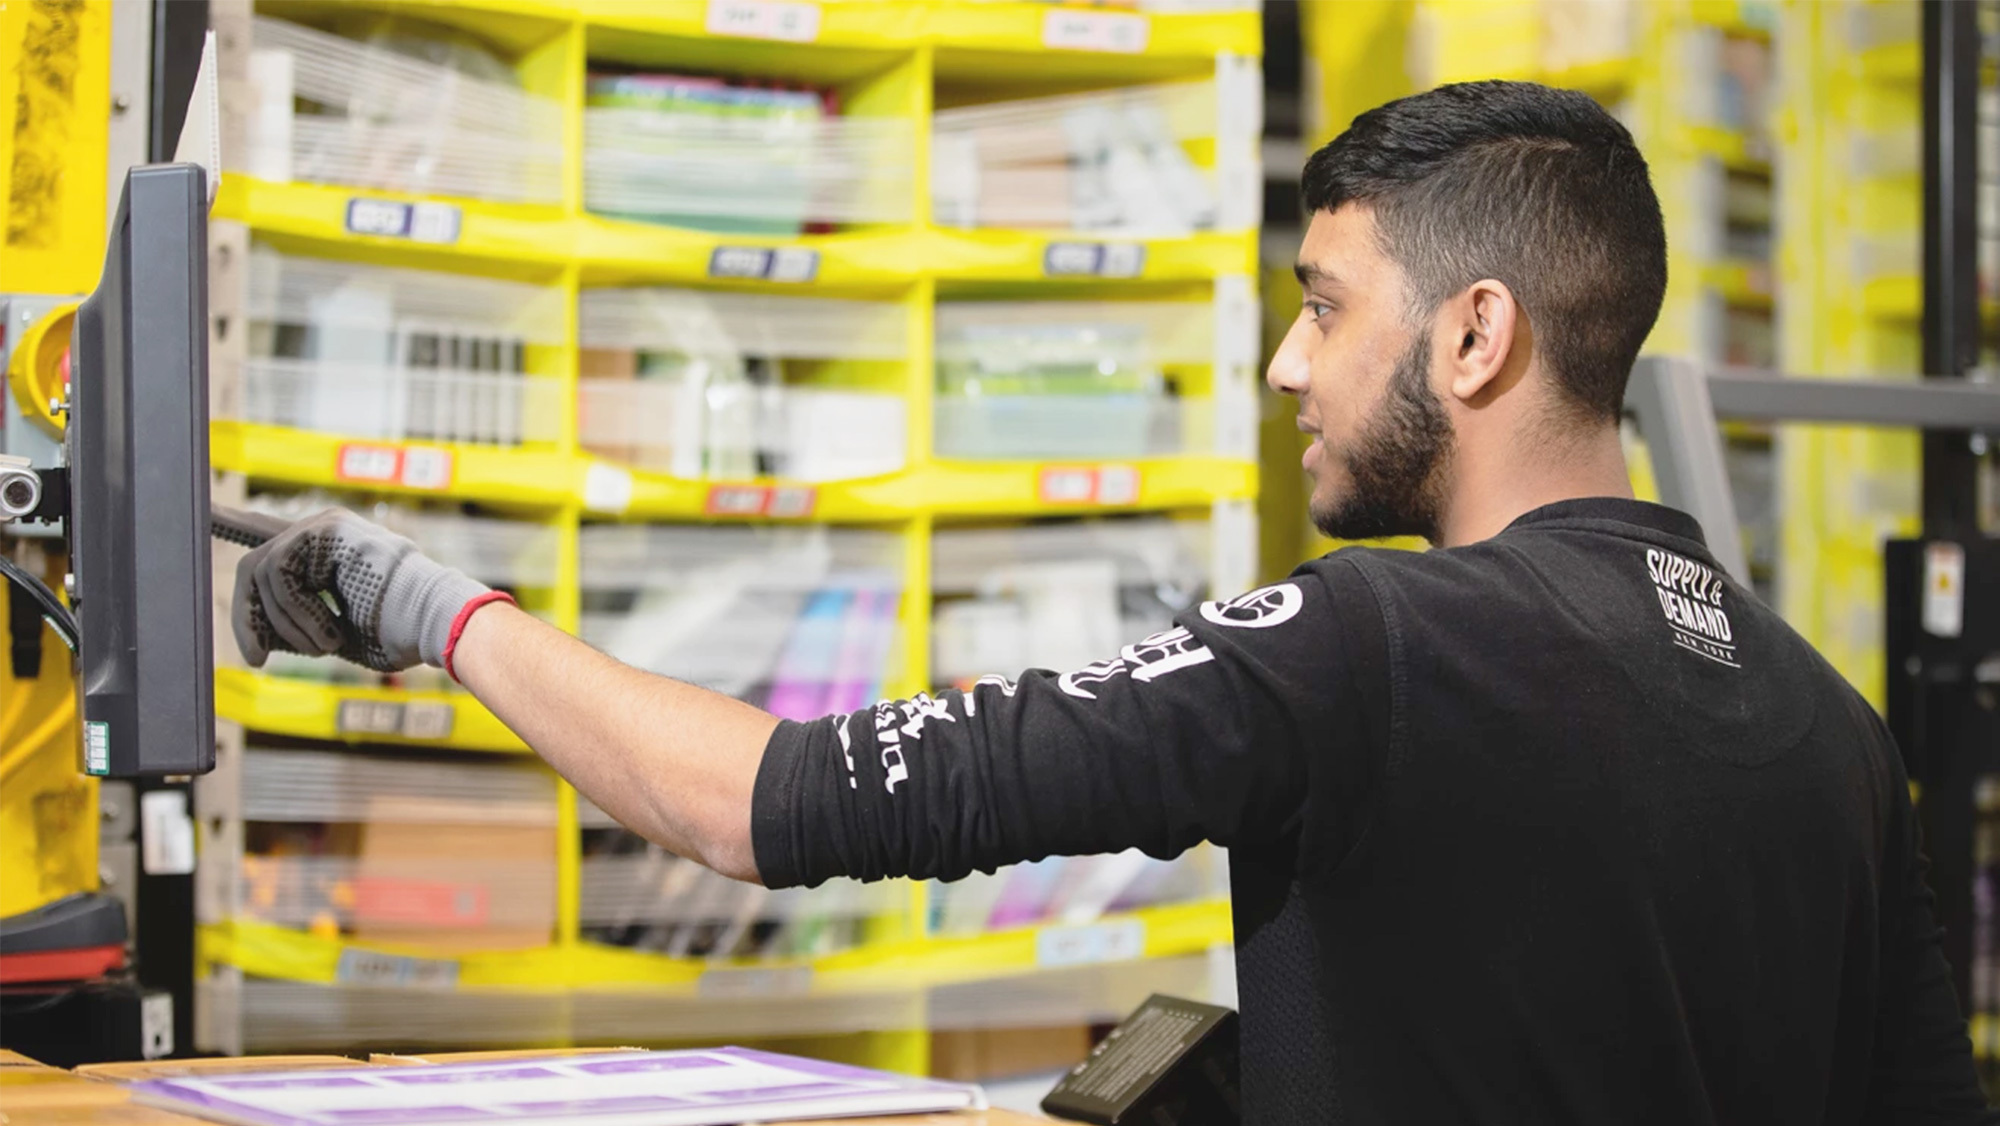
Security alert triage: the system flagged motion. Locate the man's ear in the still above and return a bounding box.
[1442,278,1522,406]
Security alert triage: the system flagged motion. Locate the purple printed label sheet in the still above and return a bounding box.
[129,1048,986,1126]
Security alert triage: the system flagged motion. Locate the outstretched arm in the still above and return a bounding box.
[450,602,775,881]
[231,508,1336,891]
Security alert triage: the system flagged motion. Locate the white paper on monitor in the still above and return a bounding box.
[175,30,222,207]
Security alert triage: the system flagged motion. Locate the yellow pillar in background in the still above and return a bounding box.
[1300,0,1417,148]
[1,0,114,916]
[1,0,112,295]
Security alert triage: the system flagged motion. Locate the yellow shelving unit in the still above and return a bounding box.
[1772,0,1922,708]
[198,0,1259,1071]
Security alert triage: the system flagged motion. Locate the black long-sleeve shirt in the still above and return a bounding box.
[751,496,1992,1123]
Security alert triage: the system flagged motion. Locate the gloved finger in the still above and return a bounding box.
[231,547,273,668]
[280,566,346,652]
[252,542,333,656]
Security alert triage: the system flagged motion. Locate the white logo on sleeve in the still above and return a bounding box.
[1059,627,1216,699]
[1199,583,1303,629]
[1645,548,1739,668]
[869,693,955,794]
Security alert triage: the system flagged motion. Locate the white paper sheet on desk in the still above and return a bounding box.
[130,1048,986,1126]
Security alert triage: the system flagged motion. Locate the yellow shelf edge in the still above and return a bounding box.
[1681,125,1771,176]
[1543,57,1635,103]
[210,421,580,510]
[579,0,926,50]
[572,215,925,287]
[202,899,1230,992]
[1699,261,1775,311]
[215,177,572,269]
[220,179,1257,283]
[924,227,1258,282]
[215,667,528,753]
[924,2,1259,59]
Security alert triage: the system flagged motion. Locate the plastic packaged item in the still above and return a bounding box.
[585,73,912,233]
[577,525,902,706]
[931,517,1210,683]
[934,301,1212,461]
[933,80,1217,233]
[244,16,562,203]
[579,832,904,960]
[579,289,908,479]
[928,848,1225,937]
[239,247,566,447]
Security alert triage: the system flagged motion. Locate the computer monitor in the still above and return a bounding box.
[65,163,214,777]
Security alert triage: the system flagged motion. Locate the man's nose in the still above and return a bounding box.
[1266,318,1311,395]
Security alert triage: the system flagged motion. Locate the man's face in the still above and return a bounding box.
[1267,206,1455,542]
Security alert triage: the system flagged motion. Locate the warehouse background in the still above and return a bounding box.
[2,0,1996,1111]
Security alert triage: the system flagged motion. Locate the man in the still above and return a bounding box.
[232,82,1991,1122]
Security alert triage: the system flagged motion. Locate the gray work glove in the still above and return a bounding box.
[230,508,491,673]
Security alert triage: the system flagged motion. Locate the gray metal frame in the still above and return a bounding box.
[1625,355,2000,585]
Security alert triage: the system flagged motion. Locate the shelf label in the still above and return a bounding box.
[335,947,459,990]
[583,461,635,515]
[1037,918,1146,968]
[703,483,818,519]
[1041,8,1149,53]
[708,245,820,283]
[1038,465,1141,507]
[1924,541,1966,638]
[1043,242,1145,278]
[336,443,455,491]
[344,197,462,245]
[706,0,821,42]
[699,966,813,997]
[336,698,456,741]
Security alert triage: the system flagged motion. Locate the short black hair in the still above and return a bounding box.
[1301,80,1667,423]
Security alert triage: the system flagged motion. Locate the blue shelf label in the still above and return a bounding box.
[708,245,820,283]
[345,197,462,245]
[1044,242,1145,278]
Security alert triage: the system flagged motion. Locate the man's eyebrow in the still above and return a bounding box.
[1294,261,1340,288]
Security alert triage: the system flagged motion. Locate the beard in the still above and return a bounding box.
[1308,332,1456,543]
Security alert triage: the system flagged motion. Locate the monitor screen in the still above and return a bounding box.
[66,163,213,777]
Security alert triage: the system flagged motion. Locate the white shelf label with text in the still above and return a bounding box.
[336,443,455,491]
[1037,918,1146,968]
[1041,8,1149,53]
[703,483,818,519]
[1037,465,1141,507]
[336,698,457,741]
[334,947,460,990]
[1043,241,1145,278]
[708,245,820,283]
[344,197,462,244]
[699,965,814,998]
[707,0,821,42]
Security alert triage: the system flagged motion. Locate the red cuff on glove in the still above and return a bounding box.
[443,591,518,683]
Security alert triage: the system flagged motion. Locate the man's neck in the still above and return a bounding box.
[1434,426,1635,548]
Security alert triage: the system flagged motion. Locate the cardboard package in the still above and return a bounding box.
[930,1026,1092,1084]
[348,816,558,952]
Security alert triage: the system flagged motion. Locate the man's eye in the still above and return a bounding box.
[1303,301,1332,320]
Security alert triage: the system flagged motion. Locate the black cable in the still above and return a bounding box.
[0,553,79,654]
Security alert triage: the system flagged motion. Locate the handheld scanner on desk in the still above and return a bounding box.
[67,164,214,778]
